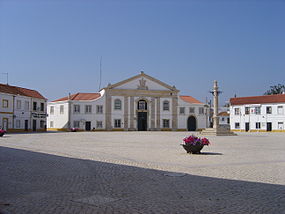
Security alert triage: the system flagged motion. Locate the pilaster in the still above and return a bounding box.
[172,95,178,130]
[151,97,155,130]
[105,92,112,130]
[130,96,135,130]
[124,96,129,130]
[156,97,160,130]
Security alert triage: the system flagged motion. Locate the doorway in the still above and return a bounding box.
[2,118,8,131]
[85,121,91,131]
[245,122,250,132]
[32,120,37,131]
[187,116,197,131]
[266,122,272,132]
[137,112,147,131]
[25,120,29,131]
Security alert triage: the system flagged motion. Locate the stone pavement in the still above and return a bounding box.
[0,132,285,213]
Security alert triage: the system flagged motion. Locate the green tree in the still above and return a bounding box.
[264,84,285,95]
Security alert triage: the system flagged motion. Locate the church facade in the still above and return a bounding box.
[47,72,209,131]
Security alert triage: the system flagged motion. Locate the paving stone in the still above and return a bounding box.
[0,132,285,213]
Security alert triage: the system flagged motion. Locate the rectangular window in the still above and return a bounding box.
[114,99,122,110]
[96,121,103,128]
[163,119,170,128]
[255,107,261,115]
[114,119,121,128]
[234,108,240,115]
[16,120,21,128]
[256,122,261,129]
[179,107,185,114]
[40,103,44,112]
[221,117,225,121]
[227,118,230,124]
[2,99,8,108]
[50,121,54,128]
[50,106,54,115]
[278,122,284,130]
[60,105,64,114]
[277,106,284,115]
[16,100,22,109]
[25,101,29,111]
[245,107,250,115]
[235,122,240,129]
[33,102,37,111]
[40,120,45,129]
[74,105,80,113]
[85,105,92,114]
[199,107,204,115]
[266,106,272,114]
[163,101,170,111]
[96,105,103,114]
[73,121,80,128]
[189,107,195,114]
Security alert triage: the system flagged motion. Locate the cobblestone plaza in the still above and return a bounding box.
[1,132,285,213]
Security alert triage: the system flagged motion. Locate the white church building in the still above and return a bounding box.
[47,72,209,131]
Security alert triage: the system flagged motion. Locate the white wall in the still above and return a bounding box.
[47,95,105,130]
[177,98,208,130]
[230,103,285,131]
[0,93,47,131]
[110,96,124,129]
[0,93,13,130]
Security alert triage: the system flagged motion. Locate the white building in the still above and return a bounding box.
[230,94,285,132]
[0,83,47,132]
[48,72,209,131]
[218,111,230,127]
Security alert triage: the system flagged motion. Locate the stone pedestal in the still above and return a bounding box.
[200,127,236,136]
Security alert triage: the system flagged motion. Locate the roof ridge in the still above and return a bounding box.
[0,83,38,92]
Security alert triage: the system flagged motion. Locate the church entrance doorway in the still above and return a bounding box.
[137,99,148,131]
[137,112,147,131]
[187,116,197,131]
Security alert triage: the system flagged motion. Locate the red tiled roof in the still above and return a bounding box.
[218,111,229,116]
[230,94,285,105]
[52,93,101,102]
[180,95,203,104]
[0,83,46,99]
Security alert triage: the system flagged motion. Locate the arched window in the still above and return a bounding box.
[138,100,147,110]
[163,100,170,111]
[114,99,122,110]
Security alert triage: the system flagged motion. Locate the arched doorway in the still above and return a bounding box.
[187,116,196,131]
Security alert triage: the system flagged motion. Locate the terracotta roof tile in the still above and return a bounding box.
[230,94,285,105]
[180,95,203,104]
[52,93,101,102]
[0,83,46,99]
[218,111,229,116]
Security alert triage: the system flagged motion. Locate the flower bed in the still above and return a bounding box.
[0,129,6,137]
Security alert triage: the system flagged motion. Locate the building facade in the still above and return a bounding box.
[230,94,285,132]
[218,111,230,127]
[0,83,47,132]
[48,73,209,131]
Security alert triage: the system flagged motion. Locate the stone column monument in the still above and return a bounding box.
[213,80,219,129]
[201,80,236,136]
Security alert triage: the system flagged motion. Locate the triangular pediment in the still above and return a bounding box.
[107,72,179,92]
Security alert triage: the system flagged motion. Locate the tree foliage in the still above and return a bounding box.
[264,84,285,95]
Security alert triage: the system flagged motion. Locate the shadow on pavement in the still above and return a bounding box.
[0,146,284,214]
[197,152,223,155]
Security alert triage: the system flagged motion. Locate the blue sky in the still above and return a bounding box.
[0,0,284,104]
